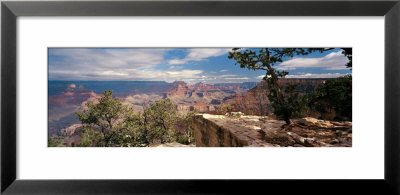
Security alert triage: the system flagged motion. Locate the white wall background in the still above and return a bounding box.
[17,17,384,179]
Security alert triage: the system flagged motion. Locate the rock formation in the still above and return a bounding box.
[222,79,327,115]
[192,113,352,147]
[164,81,190,96]
[163,81,256,113]
[58,124,84,146]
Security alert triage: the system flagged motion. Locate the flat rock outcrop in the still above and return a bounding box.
[192,114,277,147]
[192,113,352,147]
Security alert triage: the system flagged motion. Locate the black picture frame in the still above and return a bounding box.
[1,0,399,194]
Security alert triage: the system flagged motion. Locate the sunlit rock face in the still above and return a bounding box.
[162,81,256,114]
[192,114,276,147]
[164,81,190,96]
[192,114,352,147]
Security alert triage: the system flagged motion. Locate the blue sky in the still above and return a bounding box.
[48,48,351,84]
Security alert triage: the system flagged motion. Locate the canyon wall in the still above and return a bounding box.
[192,114,352,147]
[192,114,276,147]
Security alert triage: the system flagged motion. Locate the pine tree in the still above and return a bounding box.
[228,48,350,124]
[76,90,136,147]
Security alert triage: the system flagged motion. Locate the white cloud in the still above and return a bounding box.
[169,66,183,70]
[92,71,129,77]
[50,48,165,69]
[49,48,169,80]
[257,72,349,79]
[179,73,251,84]
[219,69,229,72]
[219,74,239,78]
[278,51,349,70]
[48,48,238,83]
[285,73,350,78]
[48,48,209,82]
[168,48,230,65]
[224,77,249,80]
[120,69,204,82]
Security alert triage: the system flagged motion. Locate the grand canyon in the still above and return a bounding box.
[48,78,351,147]
[48,48,352,147]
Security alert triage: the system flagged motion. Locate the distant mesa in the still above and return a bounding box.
[164,81,190,96]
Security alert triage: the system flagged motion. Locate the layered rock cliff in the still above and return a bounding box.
[192,114,276,147]
[192,113,352,147]
[164,81,257,113]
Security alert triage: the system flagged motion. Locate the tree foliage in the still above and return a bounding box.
[48,136,62,147]
[75,91,197,147]
[144,98,177,143]
[217,103,234,115]
[309,75,352,121]
[341,48,352,69]
[228,48,319,124]
[76,90,134,147]
[174,110,197,144]
[268,84,307,123]
[228,48,351,124]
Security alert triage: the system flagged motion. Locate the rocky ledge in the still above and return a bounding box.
[192,113,352,147]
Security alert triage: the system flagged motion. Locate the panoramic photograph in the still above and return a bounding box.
[48,48,352,147]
